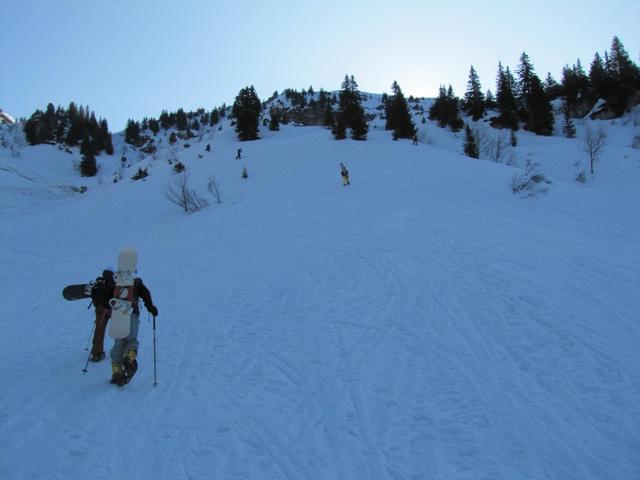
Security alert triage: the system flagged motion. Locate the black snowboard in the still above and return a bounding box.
[62,283,92,301]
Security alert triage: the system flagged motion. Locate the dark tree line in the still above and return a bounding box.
[124,105,227,146]
[23,102,113,155]
[562,36,640,116]
[492,55,554,135]
[429,85,464,131]
[431,35,637,137]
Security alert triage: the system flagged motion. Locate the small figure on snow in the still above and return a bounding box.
[109,272,158,386]
[340,162,350,186]
[235,148,242,160]
[88,269,116,362]
[241,166,249,179]
[412,135,418,145]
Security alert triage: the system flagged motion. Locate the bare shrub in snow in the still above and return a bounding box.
[131,167,148,181]
[581,124,607,176]
[207,175,222,204]
[511,159,551,198]
[474,126,514,163]
[165,171,209,213]
[575,170,588,183]
[167,146,179,165]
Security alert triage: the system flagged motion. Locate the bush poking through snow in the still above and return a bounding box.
[511,160,551,198]
[165,171,209,213]
[207,175,222,204]
[575,170,588,183]
[131,167,148,181]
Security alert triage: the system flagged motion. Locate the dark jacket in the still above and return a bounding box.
[131,278,154,314]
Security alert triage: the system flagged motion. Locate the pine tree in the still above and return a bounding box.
[176,108,188,130]
[463,124,479,158]
[124,120,141,146]
[54,106,67,143]
[232,86,262,141]
[561,103,576,138]
[429,85,463,131]
[80,135,97,176]
[607,36,640,115]
[269,108,280,131]
[336,75,368,140]
[66,102,83,146]
[525,75,554,135]
[41,103,57,143]
[159,110,171,129]
[148,118,160,136]
[516,52,536,116]
[496,62,519,130]
[332,113,347,140]
[23,110,43,145]
[589,52,609,100]
[544,73,561,100]
[385,81,416,139]
[209,109,219,126]
[463,66,486,121]
[323,104,335,128]
[561,60,590,107]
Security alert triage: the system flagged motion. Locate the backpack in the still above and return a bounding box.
[91,270,115,307]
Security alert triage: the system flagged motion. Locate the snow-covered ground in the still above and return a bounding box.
[1,109,639,480]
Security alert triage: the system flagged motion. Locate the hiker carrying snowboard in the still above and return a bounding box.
[110,276,158,385]
[88,269,116,362]
[340,162,350,186]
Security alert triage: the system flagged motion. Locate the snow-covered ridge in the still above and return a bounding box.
[1,91,639,480]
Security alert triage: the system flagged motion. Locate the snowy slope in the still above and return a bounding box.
[1,110,639,480]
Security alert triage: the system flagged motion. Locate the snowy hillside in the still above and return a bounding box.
[1,106,639,480]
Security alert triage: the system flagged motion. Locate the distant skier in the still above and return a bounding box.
[413,135,418,145]
[88,269,116,362]
[340,162,350,186]
[236,148,242,160]
[109,274,158,385]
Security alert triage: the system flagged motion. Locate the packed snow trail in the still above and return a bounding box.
[1,124,639,479]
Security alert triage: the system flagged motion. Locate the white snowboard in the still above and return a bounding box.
[108,248,138,339]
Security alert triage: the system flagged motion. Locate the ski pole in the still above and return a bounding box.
[152,315,158,387]
[82,344,93,374]
[84,317,95,351]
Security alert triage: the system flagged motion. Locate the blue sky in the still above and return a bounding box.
[1,0,638,131]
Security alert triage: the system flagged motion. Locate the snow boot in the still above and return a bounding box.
[110,363,124,384]
[90,351,105,362]
[122,349,138,385]
[125,349,137,364]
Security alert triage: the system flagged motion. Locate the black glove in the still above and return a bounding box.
[149,305,158,317]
